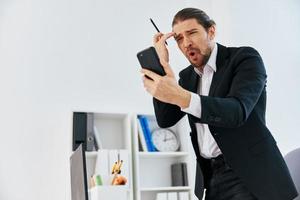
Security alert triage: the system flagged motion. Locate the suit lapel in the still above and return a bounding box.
[209,43,229,96]
[182,67,199,93]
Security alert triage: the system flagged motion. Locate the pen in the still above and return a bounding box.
[111,162,117,174]
[116,160,123,174]
[150,18,168,46]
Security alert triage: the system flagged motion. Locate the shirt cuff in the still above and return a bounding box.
[181,92,201,118]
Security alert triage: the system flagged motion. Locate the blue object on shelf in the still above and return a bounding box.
[138,115,157,152]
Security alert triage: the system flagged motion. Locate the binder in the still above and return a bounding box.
[141,116,156,151]
[171,162,188,186]
[178,192,189,200]
[138,115,156,152]
[137,119,148,152]
[167,192,178,200]
[72,112,95,151]
[156,192,167,200]
[182,162,188,186]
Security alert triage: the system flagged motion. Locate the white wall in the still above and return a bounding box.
[0,0,299,200]
[0,0,210,199]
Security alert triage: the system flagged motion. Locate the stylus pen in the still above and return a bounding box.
[150,18,168,46]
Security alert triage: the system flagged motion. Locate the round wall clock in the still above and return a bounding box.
[151,129,180,152]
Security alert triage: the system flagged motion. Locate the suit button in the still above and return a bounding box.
[213,132,218,136]
[208,116,214,121]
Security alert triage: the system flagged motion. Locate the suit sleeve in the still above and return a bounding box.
[196,48,267,128]
[153,78,186,128]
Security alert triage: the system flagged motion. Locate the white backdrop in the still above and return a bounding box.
[0,0,299,199]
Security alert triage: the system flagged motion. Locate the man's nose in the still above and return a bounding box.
[183,37,192,49]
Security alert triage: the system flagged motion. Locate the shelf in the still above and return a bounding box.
[140,186,191,192]
[138,152,189,158]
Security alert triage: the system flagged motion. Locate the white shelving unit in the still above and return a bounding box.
[132,114,195,200]
[72,112,197,200]
[82,112,134,200]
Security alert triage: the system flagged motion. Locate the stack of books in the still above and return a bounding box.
[171,162,188,186]
[137,115,157,152]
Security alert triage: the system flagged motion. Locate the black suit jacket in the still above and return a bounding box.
[153,44,298,200]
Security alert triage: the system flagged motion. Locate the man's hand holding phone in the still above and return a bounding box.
[140,60,190,109]
[138,32,191,109]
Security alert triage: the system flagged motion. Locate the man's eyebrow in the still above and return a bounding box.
[174,28,198,39]
[186,28,198,33]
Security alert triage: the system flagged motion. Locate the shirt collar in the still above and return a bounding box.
[194,43,217,75]
[207,43,217,72]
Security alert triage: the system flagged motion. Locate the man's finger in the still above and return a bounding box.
[153,33,164,44]
[142,76,155,95]
[153,32,175,45]
[157,32,175,45]
[160,60,175,77]
[161,32,175,42]
[140,68,161,81]
[143,76,153,88]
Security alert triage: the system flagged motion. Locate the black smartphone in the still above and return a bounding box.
[137,46,166,76]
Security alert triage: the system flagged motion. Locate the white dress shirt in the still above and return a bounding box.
[182,44,222,158]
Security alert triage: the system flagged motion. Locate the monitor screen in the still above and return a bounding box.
[70,144,88,200]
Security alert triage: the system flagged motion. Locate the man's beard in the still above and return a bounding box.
[200,53,210,66]
[190,50,211,70]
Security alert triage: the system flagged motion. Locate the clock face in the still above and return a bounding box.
[151,129,180,152]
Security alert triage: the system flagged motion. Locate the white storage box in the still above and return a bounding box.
[89,186,128,200]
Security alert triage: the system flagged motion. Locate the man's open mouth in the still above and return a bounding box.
[189,52,196,57]
[187,50,198,59]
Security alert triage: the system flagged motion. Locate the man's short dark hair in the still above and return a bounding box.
[172,8,216,31]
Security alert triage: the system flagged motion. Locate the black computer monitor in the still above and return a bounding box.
[70,144,88,200]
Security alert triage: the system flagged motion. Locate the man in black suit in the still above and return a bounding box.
[140,8,298,200]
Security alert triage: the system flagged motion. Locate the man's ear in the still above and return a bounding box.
[208,25,216,40]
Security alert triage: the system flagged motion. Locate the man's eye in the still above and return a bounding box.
[189,31,196,35]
